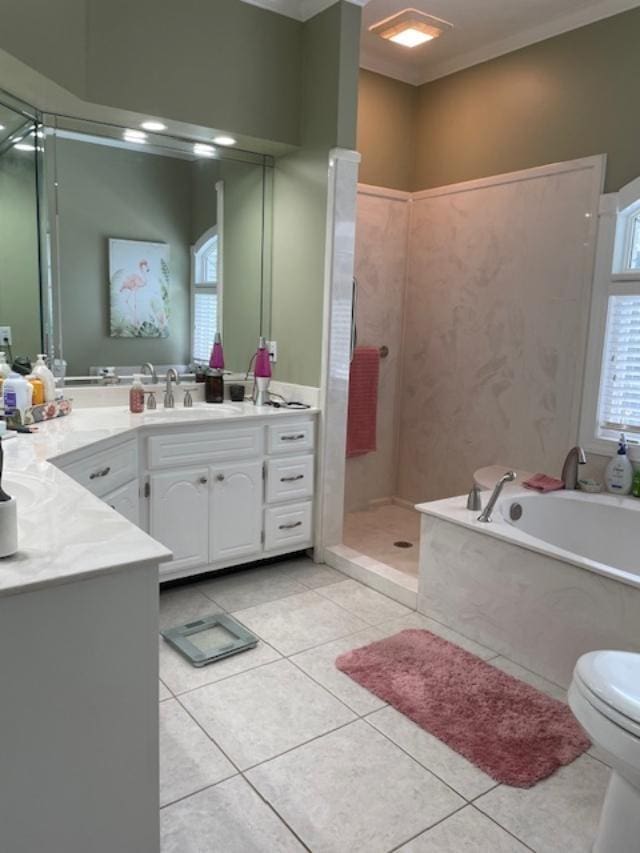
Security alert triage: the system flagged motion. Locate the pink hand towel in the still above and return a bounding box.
[523,473,565,493]
[346,347,379,458]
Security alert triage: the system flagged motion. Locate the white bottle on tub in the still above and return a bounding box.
[605,433,634,495]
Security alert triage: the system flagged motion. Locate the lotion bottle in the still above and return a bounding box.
[32,354,56,403]
[605,433,634,495]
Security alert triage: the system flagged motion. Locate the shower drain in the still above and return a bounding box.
[393,541,413,549]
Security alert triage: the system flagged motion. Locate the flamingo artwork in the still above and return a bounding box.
[119,259,149,326]
[109,239,170,338]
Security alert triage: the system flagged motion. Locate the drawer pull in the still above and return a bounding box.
[215,474,225,482]
[279,521,303,530]
[280,474,304,483]
[199,476,209,484]
[281,433,305,442]
[90,466,111,480]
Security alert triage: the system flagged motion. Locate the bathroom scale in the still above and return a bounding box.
[161,614,258,667]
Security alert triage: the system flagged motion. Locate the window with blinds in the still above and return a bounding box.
[599,295,640,435]
[192,292,218,363]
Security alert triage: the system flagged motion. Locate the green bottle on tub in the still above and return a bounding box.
[606,433,634,495]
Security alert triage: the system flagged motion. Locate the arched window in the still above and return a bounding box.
[191,226,220,363]
[581,177,640,449]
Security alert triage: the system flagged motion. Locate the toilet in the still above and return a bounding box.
[569,650,640,853]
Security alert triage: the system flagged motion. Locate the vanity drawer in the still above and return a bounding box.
[147,426,263,469]
[62,440,138,498]
[265,455,314,504]
[267,421,315,455]
[264,501,312,551]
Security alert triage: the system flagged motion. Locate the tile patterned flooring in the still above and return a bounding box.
[343,504,421,576]
[159,556,609,852]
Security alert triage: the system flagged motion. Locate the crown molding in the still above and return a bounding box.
[240,0,367,22]
[361,0,640,87]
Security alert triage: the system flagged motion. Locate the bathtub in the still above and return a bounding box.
[416,487,640,687]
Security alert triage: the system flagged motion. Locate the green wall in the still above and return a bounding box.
[0,145,41,360]
[357,70,415,192]
[358,7,640,194]
[272,1,361,387]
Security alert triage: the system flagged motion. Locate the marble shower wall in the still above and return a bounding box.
[344,189,409,512]
[397,160,602,504]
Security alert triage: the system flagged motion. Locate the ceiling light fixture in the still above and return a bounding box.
[193,143,216,158]
[140,120,167,132]
[123,129,147,143]
[369,8,452,49]
[212,135,236,147]
[0,124,5,131]
[14,143,36,151]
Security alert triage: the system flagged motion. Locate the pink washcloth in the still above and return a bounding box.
[523,473,565,493]
[346,347,379,457]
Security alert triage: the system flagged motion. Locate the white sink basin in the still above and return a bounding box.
[140,405,244,418]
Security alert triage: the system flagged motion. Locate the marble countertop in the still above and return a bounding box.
[0,402,318,598]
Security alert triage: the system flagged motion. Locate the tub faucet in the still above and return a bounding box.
[164,368,180,409]
[477,471,516,523]
[561,446,587,490]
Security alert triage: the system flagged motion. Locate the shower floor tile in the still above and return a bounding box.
[343,504,421,576]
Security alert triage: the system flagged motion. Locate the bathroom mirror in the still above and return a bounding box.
[44,115,273,380]
[0,92,44,365]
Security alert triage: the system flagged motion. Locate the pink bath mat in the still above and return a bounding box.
[336,630,589,787]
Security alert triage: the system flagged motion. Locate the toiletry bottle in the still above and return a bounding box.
[605,433,634,495]
[32,354,56,402]
[632,468,640,498]
[0,353,10,381]
[129,374,145,414]
[3,371,32,420]
[209,332,225,370]
[27,375,45,405]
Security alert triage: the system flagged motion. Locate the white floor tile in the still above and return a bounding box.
[180,658,355,770]
[475,754,610,852]
[377,611,497,660]
[161,775,304,852]
[159,634,281,696]
[159,679,172,702]
[367,707,496,800]
[232,590,369,655]
[159,585,221,631]
[317,579,413,624]
[398,805,528,852]
[276,558,346,588]
[291,628,388,715]
[197,566,306,611]
[159,699,235,807]
[247,720,464,853]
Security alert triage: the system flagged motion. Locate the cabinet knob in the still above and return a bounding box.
[199,476,208,484]
[216,473,225,482]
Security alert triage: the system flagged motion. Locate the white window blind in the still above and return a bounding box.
[599,294,640,434]
[629,213,640,270]
[192,291,218,363]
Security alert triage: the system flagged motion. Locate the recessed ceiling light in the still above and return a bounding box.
[14,143,36,151]
[140,120,167,132]
[0,125,5,131]
[212,135,236,147]
[123,129,147,144]
[193,143,217,158]
[369,8,452,49]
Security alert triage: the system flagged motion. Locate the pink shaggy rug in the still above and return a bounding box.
[336,629,590,787]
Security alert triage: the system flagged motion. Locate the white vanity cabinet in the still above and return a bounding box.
[55,411,316,583]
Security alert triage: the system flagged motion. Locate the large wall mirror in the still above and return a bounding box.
[44,116,273,381]
[0,93,44,365]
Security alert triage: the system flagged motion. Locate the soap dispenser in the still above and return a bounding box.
[606,433,634,495]
[32,354,56,403]
[254,336,272,407]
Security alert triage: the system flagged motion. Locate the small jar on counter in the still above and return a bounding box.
[205,369,224,404]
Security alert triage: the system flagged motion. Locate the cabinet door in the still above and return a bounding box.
[210,460,263,563]
[103,479,140,527]
[150,468,209,573]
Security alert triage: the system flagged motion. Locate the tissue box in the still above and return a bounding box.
[6,398,73,428]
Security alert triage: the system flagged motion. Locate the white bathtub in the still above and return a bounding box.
[416,487,640,686]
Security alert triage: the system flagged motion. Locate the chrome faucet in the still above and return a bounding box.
[140,362,157,384]
[477,471,516,523]
[561,446,587,490]
[164,368,179,409]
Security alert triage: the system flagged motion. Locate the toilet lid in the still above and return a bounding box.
[575,651,640,726]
